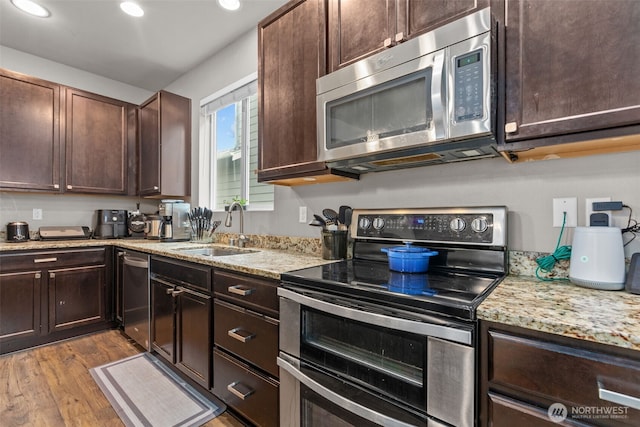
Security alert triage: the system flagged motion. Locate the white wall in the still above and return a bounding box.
[2,39,639,256]
[164,30,640,256]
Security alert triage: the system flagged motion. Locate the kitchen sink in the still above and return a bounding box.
[176,247,258,257]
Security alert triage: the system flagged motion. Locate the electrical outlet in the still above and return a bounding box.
[298,206,307,223]
[552,197,577,227]
[32,208,43,220]
[585,197,611,226]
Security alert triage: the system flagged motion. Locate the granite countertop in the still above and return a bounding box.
[478,275,640,351]
[0,238,334,280]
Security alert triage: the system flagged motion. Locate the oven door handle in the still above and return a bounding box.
[277,355,416,427]
[278,287,471,345]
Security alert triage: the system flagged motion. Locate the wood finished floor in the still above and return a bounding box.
[0,330,244,427]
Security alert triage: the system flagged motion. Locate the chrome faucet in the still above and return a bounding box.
[225,202,248,247]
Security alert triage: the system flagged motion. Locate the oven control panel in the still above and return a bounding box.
[352,207,507,246]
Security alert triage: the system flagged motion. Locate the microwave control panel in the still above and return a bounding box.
[454,49,484,122]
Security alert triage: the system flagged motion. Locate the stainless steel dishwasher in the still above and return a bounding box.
[121,250,150,350]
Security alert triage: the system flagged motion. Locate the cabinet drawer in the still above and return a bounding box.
[214,270,278,317]
[150,256,211,292]
[214,299,278,377]
[212,348,278,427]
[488,393,587,427]
[488,330,640,424]
[0,248,105,272]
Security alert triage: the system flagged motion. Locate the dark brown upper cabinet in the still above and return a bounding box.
[0,68,137,195]
[499,0,640,161]
[257,0,358,185]
[138,91,191,198]
[327,0,489,72]
[64,88,134,195]
[0,69,62,192]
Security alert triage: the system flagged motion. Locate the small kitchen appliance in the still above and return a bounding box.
[6,221,30,242]
[279,206,507,426]
[569,226,626,290]
[94,209,128,238]
[144,214,162,240]
[158,200,191,242]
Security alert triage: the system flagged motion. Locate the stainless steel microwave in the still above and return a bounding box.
[317,8,497,174]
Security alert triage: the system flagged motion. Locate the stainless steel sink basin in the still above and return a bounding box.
[176,247,258,257]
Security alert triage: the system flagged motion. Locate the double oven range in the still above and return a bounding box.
[279,206,507,426]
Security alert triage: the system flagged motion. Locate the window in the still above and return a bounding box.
[200,74,274,211]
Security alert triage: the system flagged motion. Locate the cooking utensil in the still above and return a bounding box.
[381,243,438,273]
[322,208,339,225]
[6,221,29,242]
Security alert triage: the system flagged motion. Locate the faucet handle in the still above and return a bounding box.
[238,234,249,248]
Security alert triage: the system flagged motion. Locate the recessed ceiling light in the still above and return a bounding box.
[120,1,144,17]
[218,0,240,11]
[10,0,51,18]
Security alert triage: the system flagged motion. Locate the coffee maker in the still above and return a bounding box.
[158,200,191,241]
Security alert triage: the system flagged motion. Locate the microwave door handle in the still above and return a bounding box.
[431,50,447,139]
[277,356,415,427]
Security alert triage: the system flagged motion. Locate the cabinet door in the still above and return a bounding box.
[139,94,161,196]
[0,270,42,345]
[504,0,640,143]
[176,288,211,389]
[48,265,106,333]
[0,69,61,192]
[258,0,328,176]
[139,91,191,197]
[64,88,130,194]
[151,278,175,362]
[397,0,490,41]
[327,0,395,72]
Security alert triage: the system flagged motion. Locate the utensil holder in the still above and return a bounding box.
[321,230,347,260]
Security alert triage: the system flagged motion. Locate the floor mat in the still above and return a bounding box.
[90,353,224,427]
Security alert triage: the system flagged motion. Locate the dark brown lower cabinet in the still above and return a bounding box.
[48,264,105,333]
[0,247,111,354]
[212,348,279,427]
[0,270,42,343]
[150,256,212,389]
[480,321,640,427]
[212,269,279,426]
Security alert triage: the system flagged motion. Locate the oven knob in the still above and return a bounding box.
[450,217,466,232]
[359,217,372,229]
[372,217,385,230]
[471,217,489,233]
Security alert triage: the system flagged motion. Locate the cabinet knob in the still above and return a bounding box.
[383,37,394,48]
[394,32,406,43]
[67,185,73,190]
[227,381,254,401]
[227,285,254,296]
[53,184,60,189]
[505,122,518,134]
[228,327,255,343]
[50,272,55,279]
[153,186,159,190]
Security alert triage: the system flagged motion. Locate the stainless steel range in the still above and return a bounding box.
[278,206,507,427]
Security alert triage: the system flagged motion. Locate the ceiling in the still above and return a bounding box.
[0,0,288,91]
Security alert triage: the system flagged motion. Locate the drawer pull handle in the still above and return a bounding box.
[599,385,640,410]
[228,328,255,343]
[227,285,254,296]
[227,381,254,400]
[34,257,57,263]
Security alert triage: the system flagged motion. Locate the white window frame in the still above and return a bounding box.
[198,73,273,212]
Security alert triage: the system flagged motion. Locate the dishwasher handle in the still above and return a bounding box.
[123,255,149,269]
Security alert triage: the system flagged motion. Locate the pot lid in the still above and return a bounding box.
[382,242,438,255]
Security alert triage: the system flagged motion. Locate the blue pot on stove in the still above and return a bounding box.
[381,242,438,273]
